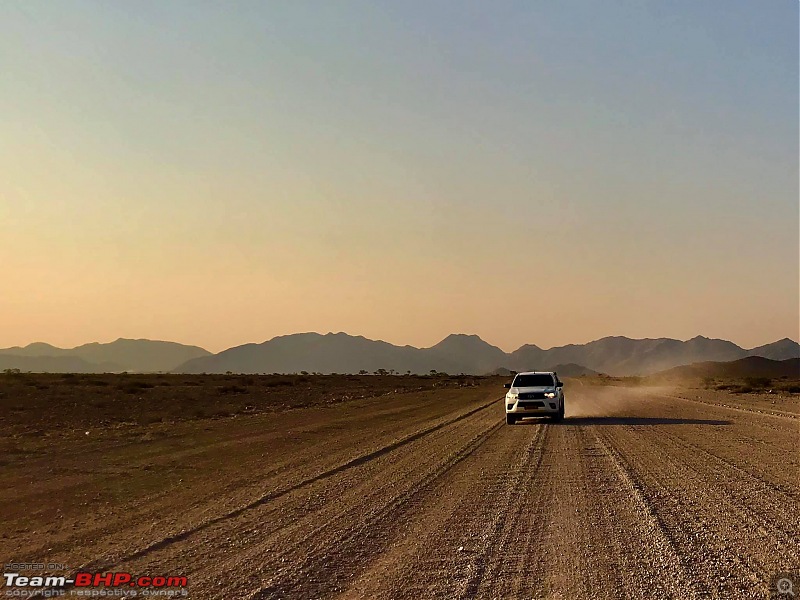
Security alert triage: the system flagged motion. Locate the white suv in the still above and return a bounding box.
[503,371,564,424]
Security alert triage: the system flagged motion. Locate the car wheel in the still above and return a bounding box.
[552,401,565,422]
[506,414,516,425]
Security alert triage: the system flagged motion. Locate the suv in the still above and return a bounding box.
[503,371,564,424]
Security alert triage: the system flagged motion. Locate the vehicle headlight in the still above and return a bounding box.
[544,392,556,398]
[506,394,518,401]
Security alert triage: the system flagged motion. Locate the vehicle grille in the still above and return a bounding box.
[518,392,546,400]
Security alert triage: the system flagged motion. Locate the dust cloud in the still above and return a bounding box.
[564,381,681,418]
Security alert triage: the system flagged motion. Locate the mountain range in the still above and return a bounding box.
[0,339,210,373]
[172,332,800,376]
[1,333,797,376]
[653,356,800,380]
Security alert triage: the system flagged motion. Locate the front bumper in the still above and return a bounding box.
[505,398,561,414]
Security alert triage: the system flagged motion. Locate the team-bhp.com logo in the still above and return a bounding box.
[4,572,188,596]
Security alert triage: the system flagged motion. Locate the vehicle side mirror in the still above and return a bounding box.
[503,383,511,389]
[556,382,563,388]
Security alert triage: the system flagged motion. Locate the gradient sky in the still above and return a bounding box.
[1,1,798,353]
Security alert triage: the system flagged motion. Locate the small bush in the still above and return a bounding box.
[218,384,248,395]
[744,377,771,389]
[85,379,109,386]
[118,381,155,394]
[265,378,295,387]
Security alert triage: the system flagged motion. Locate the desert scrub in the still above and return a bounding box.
[218,384,248,395]
[118,381,155,394]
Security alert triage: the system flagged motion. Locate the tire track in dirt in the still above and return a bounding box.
[334,420,549,600]
[244,414,507,598]
[654,423,799,507]
[483,423,700,600]
[124,396,501,562]
[11,389,496,567]
[666,393,800,421]
[590,429,702,598]
[577,385,798,597]
[340,416,705,600]
[456,424,549,600]
[29,395,503,598]
[597,422,797,598]
[118,393,506,597]
[583,387,798,491]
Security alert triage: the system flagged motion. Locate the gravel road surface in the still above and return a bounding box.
[4,382,798,599]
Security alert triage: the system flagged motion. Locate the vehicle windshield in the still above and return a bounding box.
[512,374,555,387]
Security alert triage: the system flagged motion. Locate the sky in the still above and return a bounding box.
[1,0,797,353]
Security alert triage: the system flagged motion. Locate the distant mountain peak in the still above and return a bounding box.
[514,343,543,352]
[441,333,487,342]
[746,338,800,360]
[25,342,60,350]
[766,337,798,345]
[430,334,495,350]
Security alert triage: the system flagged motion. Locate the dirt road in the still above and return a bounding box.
[3,381,799,599]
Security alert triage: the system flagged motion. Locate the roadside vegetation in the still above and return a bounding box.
[705,375,800,395]
[0,372,492,434]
